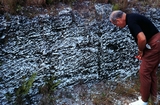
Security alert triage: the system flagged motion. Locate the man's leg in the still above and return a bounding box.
[139,59,152,102]
[140,35,160,102]
[150,46,160,104]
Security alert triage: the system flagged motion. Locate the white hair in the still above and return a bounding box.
[109,10,124,22]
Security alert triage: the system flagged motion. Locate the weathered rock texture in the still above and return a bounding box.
[0,2,160,105]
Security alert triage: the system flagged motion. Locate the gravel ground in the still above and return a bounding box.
[39,68,160,105]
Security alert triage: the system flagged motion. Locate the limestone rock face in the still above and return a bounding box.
[0,2,160,105]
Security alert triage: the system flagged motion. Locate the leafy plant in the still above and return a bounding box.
[40,75,60,94]
[39,75,60,105]
[16,5,22,12]
[110,0,128,11]
[46,0,54,4]
[112,3,120,10]
[14,73,37,104]
[15,73,37,96]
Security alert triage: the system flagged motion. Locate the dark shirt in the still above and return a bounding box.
[126,13,159,43]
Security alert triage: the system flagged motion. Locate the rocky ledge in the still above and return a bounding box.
[0,1,160,105]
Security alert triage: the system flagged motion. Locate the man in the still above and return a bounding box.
[109,10,160,105]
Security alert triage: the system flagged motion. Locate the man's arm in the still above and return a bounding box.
[136,32,146,60]
[137,32,146,51]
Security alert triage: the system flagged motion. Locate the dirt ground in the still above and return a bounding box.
[39,67,160,105]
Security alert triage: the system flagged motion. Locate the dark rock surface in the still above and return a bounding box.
[0,1,160,104]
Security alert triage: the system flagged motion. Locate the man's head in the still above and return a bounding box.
[109,10,126,28]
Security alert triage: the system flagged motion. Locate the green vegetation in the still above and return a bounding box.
[39,75,60,105]
[4,72,60,105]
[46,0,54,4]
[0,0,160,14]
[15,73,37,96]
[4,73,37,104]
[40,75,60,94]
[14,73,37,104]
[112,3,120,10]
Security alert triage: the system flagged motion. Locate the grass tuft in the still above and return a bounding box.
[39,75,60,105]
[14,73,37,104]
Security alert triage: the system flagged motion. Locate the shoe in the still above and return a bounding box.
[129,97,148,105]
[151,96,159,105]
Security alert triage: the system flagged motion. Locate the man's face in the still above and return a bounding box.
[112,18,126,28]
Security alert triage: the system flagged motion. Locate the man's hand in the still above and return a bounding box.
[135,50,143,60]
